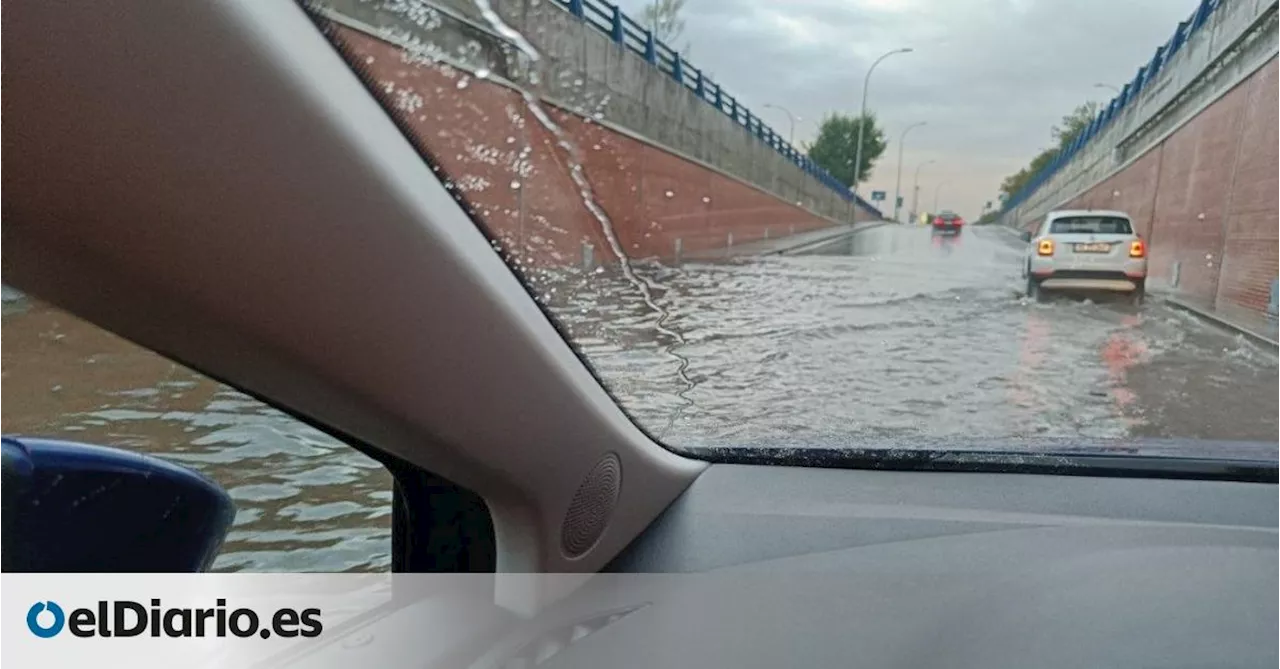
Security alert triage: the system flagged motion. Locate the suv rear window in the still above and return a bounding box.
[938,212,960,220]
[1049,216,1133,234]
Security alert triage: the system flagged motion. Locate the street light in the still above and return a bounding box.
[851,47,913,212]
[763,103,798,146]
[933,180,950,212]
[892,121,926,223]
[1094,83,1121,95]
[910,159,935,222]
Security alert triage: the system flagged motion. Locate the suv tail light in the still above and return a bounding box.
[1129,240,1145,258]
[1037,239,1054,256]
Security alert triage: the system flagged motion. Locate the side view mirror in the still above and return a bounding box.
[1020,230,1033,242]
[2,436,236,572]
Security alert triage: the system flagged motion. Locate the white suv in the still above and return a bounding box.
[1021,209,1148,305]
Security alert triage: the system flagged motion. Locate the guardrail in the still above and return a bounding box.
[558,0,883,218]
[1001,0,1227,212]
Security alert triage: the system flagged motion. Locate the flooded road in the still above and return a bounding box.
[1,300,395,572]
[3,224,1276,571]
[555,225,1277,447]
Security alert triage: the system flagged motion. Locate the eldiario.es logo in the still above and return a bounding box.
[27,599,322,639]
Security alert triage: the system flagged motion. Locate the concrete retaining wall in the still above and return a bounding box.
[1000,0,1278,323]
[314,0,879,268]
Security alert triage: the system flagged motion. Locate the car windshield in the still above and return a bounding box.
[6,0,1278,573]
[281,0,1273,454]
[1050,216,1133,235]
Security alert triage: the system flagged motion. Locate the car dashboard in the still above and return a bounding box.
[290,463,1277,669]
[572,464,1273,668]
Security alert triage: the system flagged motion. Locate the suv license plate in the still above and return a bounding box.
[1074,243,1111,253]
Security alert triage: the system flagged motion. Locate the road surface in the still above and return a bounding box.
[2,225,1275,571]
[549,224,1277,447]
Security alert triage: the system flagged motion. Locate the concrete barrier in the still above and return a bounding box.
[312,0,882,268]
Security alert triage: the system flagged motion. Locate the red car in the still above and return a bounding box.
[932,211,964,235]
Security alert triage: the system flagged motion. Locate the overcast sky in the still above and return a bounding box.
[618,0,1197,219]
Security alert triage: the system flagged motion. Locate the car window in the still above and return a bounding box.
[2,291,393,572]
[1049,216,1133,235]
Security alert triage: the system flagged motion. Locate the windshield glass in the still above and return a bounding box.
[1050,216,1133,235]
[293,0,1280,455]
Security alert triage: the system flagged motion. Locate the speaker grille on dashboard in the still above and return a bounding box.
[560,453,622,558]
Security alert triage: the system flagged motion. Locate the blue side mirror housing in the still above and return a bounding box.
[1,436,236,572]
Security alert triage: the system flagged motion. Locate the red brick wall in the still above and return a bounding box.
[331,26,837,267]
[1057,57,1278,318]
[1214,58,1278,316]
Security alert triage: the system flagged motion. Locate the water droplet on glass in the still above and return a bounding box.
[702,196,711,203]
[365,56,375,64]
[476,67,491,79]
[594,267,605,274]
[456,78,470,89]
[510,180,522,190]
[573,78,584,86]
[506,136,516,144]
[664,190,674,198]
[592,144,601,150]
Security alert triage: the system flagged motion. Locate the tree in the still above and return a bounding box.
[643,0,687,47]
[999,147,1055,200]
[806,112,886,188]
[997,101,1101,201]
[1051,101,1100,151]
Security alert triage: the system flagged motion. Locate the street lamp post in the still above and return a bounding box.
[763,103,797,146]
[851,47,913,212]
[933,180,949,213]
[893,121,926,223]
[1093,83,1121,95]
[910,159,935,222]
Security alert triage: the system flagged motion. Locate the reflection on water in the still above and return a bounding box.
[3,228,1275,572]
[1,297,393,572]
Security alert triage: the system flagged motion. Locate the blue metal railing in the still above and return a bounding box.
[1002,0,1222,213]
[554,0,882,217]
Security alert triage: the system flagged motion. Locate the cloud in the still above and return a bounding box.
[618,0,1197,217]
